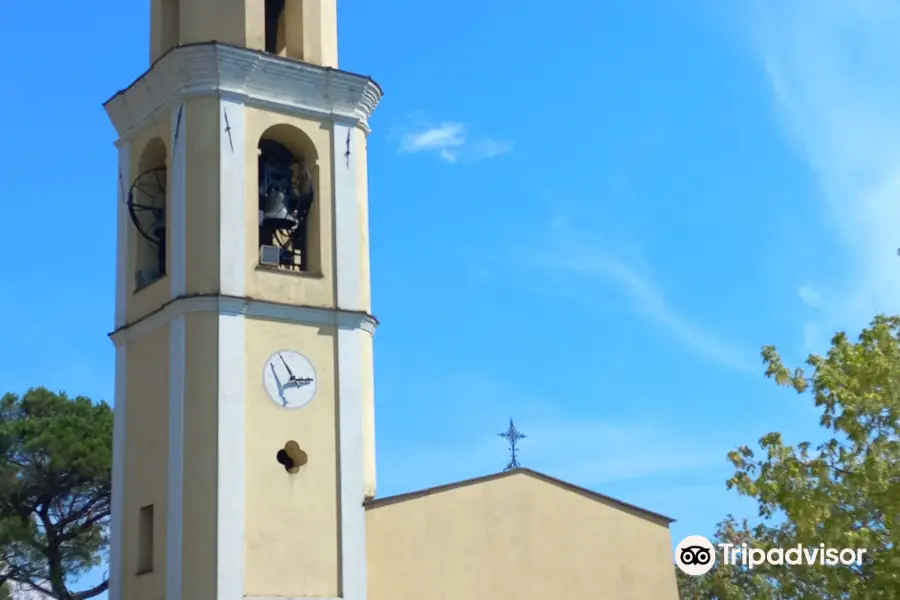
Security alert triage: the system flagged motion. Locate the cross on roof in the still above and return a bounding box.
[498,418,526,471]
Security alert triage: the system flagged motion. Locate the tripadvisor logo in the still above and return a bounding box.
[719,543,867,569]
[675,535,868,575]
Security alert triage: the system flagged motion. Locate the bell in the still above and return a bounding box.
[148,212,166,241]
[261,186,295,227]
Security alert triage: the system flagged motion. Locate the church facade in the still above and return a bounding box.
[104,2,680,599]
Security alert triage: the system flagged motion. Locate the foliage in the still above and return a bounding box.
[0,387,113,600]
[679,315,900,599]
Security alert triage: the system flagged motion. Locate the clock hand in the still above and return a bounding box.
[283,376,314,391]
[278,352,313,386]
[270,363,288,407]
[278,353,297,380]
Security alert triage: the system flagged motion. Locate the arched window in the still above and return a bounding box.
[129,138,168,290]
[257,124,318,272]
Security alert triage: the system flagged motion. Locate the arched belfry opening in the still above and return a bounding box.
[264,0,287,55]
[128,138,168,290]
[258,125,317,272]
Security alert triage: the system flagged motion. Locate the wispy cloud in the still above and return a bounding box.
[522,220,755,373]
[395,119,513,164]
[376,372,727,499]
[746,1,900,340]
[797,285,821,309]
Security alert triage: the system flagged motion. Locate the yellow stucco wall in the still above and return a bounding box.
[365,472,680,600]
[149,0,337,67]
[243,319,340,597]
[183,97,221,296]
[120,325,170,600]
[180,312,219,600]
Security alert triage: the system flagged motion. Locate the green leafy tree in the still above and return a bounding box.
[0,388,113,600]
[680,315,900,599]
[676,516,780,599]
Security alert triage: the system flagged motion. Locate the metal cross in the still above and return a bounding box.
[498,418,526,471]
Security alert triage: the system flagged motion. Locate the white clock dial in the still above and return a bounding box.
[263,350,317,409]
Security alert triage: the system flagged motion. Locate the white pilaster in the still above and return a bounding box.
[219,98,246,297]
[218,94,247,599]
[166,102,187,598]
[332,121,361,311]
[170,103,187,298]
[109,346,128,600]
[336,327,369,600]
[332,120,368,600]
[166,315,186,600]
[218,311,246,600]
[115,142,131,329]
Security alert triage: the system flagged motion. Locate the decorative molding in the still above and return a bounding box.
[166,316,186,600]
[218,314,246,600]
[109,295,377,347]
[108,347,128,600]
[104,43,383,141]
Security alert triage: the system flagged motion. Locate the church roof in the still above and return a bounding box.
[364,468,675,526]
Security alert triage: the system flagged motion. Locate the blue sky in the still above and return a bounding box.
[3,0,900,596]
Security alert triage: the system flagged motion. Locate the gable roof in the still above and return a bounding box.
[364,468,675,526]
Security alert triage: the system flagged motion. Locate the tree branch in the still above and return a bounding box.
[73,577,108,600]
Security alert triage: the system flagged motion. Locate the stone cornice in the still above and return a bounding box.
[104,42,383,140]
[109,294,378,347]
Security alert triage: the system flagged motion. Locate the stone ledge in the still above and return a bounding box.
[105,42,383,139]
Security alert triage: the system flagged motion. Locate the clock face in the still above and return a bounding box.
[263,350,317,409]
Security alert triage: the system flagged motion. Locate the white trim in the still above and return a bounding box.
[109,295,377,347]
[332,123,361,311]
[218,313,246,600]
[331,121,369,599]
[219,98,245,297]
[335,328,369,600]
[115,143,131,329]
[169,103,187,298]
[217,101,247,600]
[166,315,186,600]
[109,347,128,600]
[105,44,382,141]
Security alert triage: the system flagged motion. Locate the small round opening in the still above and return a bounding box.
[277,440,307,474]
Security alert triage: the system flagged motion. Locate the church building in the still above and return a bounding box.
[104,1,681,599]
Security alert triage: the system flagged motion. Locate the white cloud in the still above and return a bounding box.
[745,1,900,336]
[797,285,822,308]
[529,221,756,373]
[396,120,513,163]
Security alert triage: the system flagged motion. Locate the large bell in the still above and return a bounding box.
[259,161,298,228]
[148,210,166,241]
[260,186,296,227]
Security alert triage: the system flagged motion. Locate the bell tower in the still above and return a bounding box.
[105,1,381,600]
